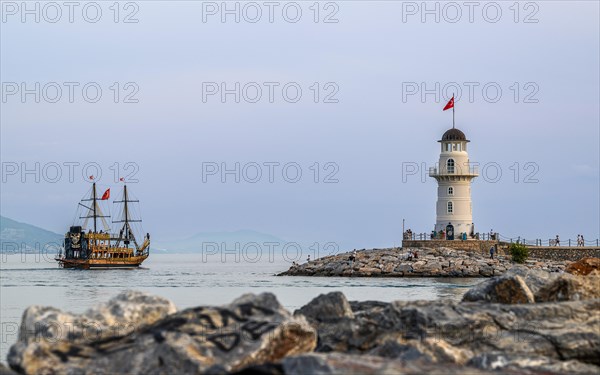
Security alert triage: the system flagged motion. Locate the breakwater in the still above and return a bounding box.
[404,240,600,262]
[278,247,569,277]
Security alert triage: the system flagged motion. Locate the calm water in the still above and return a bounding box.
[0,253,482,361]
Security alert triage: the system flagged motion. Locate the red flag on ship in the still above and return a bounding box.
[89,175,94,180]
[101,188,110,200]
[443,96,454,111]
[119,177,125,182]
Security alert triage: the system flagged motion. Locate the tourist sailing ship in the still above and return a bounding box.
[56,182,150,269]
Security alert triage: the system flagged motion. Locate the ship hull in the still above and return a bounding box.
[56,256,148,269]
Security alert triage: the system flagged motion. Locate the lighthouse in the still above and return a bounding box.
[428,127,478,240]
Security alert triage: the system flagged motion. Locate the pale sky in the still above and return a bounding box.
[1,1,599,250]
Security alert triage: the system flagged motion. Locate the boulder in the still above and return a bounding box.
[467,353,600,374]
[357,267,382,276]
[491,266,555,296]
[294,292,354,325]
[463,266,600,303]
[394,264,413,274]
[426,261,444,271]
[566,258,600,276]
[478,265,494,277]
[0,364,18,375]
[348,301,389,313]
[381,263,396,273]
[536,273,600,302]
[278,353,489,375]
[8,293,317,375]
[292,291,600,373]
[461,266,480,277]
[462,274,535,304]
[16,290,176,346]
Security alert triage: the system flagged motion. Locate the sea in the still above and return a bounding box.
[0,253,483,362]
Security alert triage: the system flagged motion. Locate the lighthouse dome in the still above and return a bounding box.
[441,128,468,141]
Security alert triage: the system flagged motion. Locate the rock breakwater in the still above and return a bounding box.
[279,247,570,277]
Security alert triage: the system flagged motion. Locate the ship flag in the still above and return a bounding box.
[101,188,110,200]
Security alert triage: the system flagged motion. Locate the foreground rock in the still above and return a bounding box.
[0,364,18,375]
[8,292,316,374]
[238,353,491,374]
[7,269,600,375]
[292,292,600,374]
[463,266,600,303]
[16,290,176,345]
[279,247,570,278]
[566,257,600,275]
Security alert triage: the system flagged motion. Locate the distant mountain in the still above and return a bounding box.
[0,216,63,252]
[154,230,288,253]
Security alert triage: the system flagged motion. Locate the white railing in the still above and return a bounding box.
[429,165,479,176]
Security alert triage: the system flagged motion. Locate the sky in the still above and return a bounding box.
[1,1,599,250]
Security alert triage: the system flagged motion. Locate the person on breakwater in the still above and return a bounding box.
[400,250,419,261]
[490,245,495,259]
[307,254,311,263]
[349,249,357,263]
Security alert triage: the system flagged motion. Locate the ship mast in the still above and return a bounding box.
[124,184,129,236]
[79,182,109,233]
[113,184,141,249]
[78,182,111,245]
[92,182,98,233]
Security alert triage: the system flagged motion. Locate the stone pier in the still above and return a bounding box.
[402,240,600,262]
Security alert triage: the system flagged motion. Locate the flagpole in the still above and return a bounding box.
[453,95,455,128]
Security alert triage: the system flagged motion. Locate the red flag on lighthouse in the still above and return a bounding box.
[101,188,110,200]
[443,96,454,111]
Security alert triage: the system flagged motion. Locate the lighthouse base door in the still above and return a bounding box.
[446,224,455,240]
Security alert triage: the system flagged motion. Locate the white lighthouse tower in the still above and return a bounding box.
[429,128,478,240]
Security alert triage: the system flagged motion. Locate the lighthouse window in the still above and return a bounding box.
[446,143,451,152]
[447,201,454,213]
[447,159,455,174]
[448,187,454,195]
